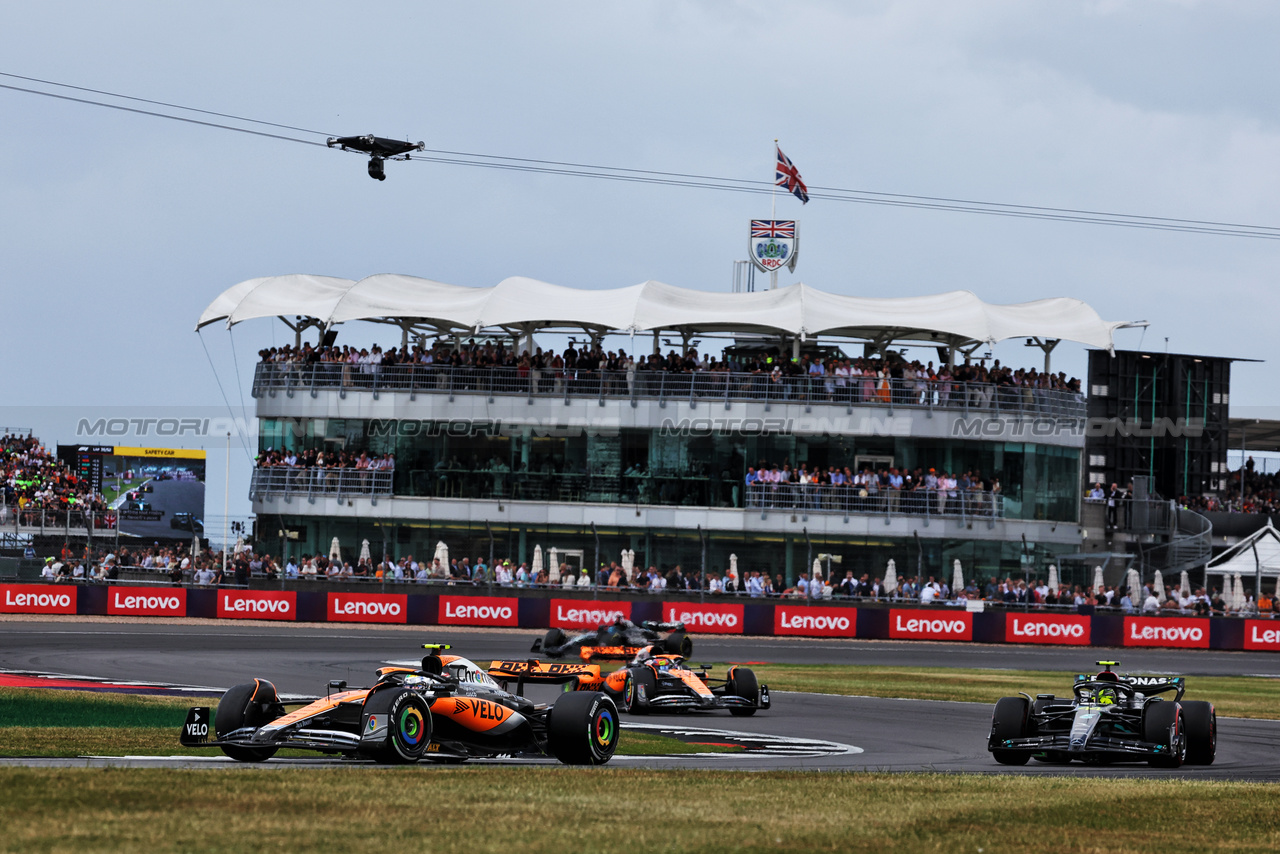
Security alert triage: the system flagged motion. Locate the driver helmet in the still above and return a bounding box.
[1096,686,1117,705]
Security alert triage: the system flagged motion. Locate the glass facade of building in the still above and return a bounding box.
[258,416,1079,523]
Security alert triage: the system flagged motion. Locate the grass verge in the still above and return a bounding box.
[0,768,1277,853]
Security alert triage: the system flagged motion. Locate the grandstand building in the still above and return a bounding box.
[201,275,1141,585]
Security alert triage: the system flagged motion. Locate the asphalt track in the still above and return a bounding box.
[3,617,1279,779]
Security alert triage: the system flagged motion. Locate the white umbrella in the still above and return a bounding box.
[548,548,560,584]
[1180,570,1191,602]
[329,537,341,563]
[883,559,898,596]
[1274,573,1280,600]
[811,558,822,581]
[531,545,543,583]
[360,539,371,564]
[433,541,449,572]
[1153,570,1166,602]
[1232,573,1245,611]
[621,549,635,582]
[729,553,738,583]
[234,535,244,556]
[192,534,201,558]
[1126,568,1141,607]
[952,559,964,598]
[1092,565,1105,596]
[1047,564,1059,595]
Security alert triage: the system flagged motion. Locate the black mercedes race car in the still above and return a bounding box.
[988,661,1216,767]
[534,618,693,661]
[622,648,769,716]
[180,644,618,765]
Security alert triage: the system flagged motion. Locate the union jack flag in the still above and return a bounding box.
[775,145,809,204]
[751,220,796,238]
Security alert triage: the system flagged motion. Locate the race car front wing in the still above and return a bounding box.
[989,732,1180,759]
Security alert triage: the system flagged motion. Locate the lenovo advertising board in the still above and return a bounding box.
[550,599,631,630]
[0,584,77,615]
[663,601,745,634]
[1004,612,1091,645]
[1243,620,1280,652]
[1122,617,1209,649]
[888,608,973,641]
[327,592,408,624]
[439,595,519,627]
[107,586,186,617]
[216,590,297,621]
[774,605,857,638]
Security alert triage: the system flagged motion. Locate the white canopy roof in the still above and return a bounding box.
[197,273,1138,350]
[1206,520,1280,578]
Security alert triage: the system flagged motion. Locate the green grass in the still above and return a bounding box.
[0,689,731,757]
[738,663,1280,719]
[0,769,1277,853]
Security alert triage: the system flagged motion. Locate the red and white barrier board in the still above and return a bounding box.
[328,592,408,624]
[1122,616,1208,649]
[1004,612,1090,645]
[107,586,186,617]
[439,595,518,627]
[550,599,631,630]
[0,583,76,615]
[664,601,745,634]
[774,604,857,638]
[217,590,297,621]
[888,608,973,641]
[1243,620,1280,651]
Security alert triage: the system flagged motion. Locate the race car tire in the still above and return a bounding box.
[1181,701,1216,765]
[547,691,618,765]
[990,696,1031,765]
[542,628,567,654]
[663,631,693,658]
[726,667,759,717]
[615,669,635,713]
[1143,701,1186,768]
[360,688,432,764]
[215,680,283,762]
[628,667,656,715]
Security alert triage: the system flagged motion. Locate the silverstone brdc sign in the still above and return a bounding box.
[749,220,798,273]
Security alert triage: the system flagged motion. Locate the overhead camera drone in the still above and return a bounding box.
[326,135,425,181]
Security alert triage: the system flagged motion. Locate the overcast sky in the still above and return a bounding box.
[4,1,1279,509]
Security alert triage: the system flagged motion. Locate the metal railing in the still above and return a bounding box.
[249,468,394,500]
[745,483,1003,521]
[251,362,1086,418]
[2,503,114,536]
[247,466,1002,522]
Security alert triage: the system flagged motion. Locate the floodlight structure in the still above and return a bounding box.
[326,135,425,181]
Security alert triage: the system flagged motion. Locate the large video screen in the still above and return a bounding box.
[58,445,207,540]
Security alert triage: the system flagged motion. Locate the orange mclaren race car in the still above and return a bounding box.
[179,645,619,765]
[534,618,693,661]
[487,658,637,711]
[619,647,769,716]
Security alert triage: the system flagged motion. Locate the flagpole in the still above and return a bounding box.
[771,138,778,219]
[771,139,778,290]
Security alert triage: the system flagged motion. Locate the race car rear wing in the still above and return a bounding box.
[487,659,602,696]
[1073,673,1186,700]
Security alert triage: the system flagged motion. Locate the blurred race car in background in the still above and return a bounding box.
[987,660,1215,767]
[180,644,619,765]
[534,618,692,661]
[620,648,768,716]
